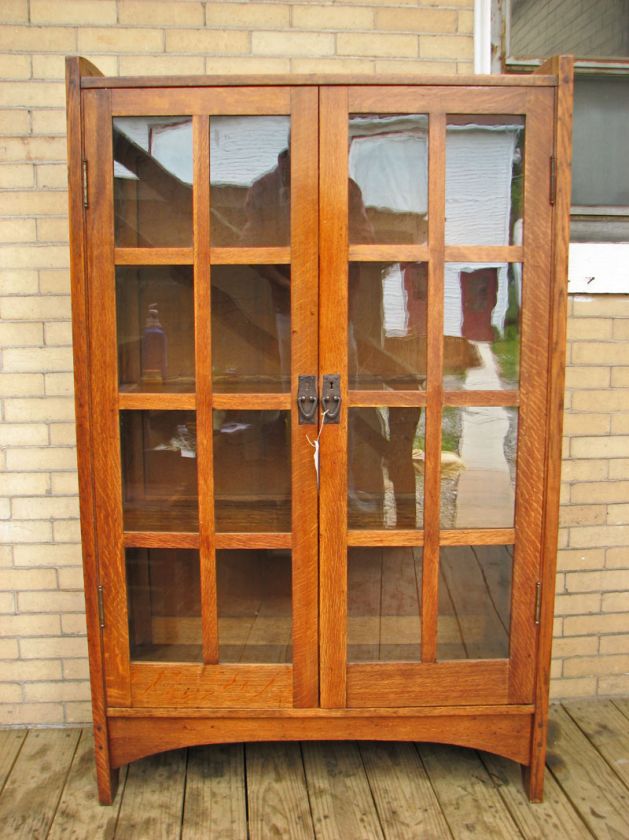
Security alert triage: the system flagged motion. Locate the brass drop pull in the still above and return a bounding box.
[297,375,318,425]
[321,374,341,423]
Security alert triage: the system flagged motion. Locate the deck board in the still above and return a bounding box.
[0,699,628,839]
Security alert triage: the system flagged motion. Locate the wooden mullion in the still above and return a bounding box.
[123,532,200,549]
[348,390,427,408]
[443,390,520,407]
[290,86,320,708]
[211,246,291,265]
[440,529,516,546]
[212,393,291,411]
[114,247,193,265]
[422,112,446,664]
[444,245,522,262]
[214,533,292,550]
[348,244,429,262]
[193,115,218,666]
[118,393,196,410]
[347,530,424,547]
[319,86,349,708]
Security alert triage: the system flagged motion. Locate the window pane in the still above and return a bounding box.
[217,549,292,663]
[126,548,201,662]
[349,262,427,390]
[210,116,291,247]
[438,545,512,660]
[121,410,198,532]
[348,547,422,662]
[444,263,521,391]
[114,117,192,247]
[349,115,428,244]
[573,77,629,207]
[510,0,629,59]
[446,116,524,246]
[117,266,195,393]
[349,408,425,530]
[441,406,517,529]
[212,265,290,393]
[214,410,291,532]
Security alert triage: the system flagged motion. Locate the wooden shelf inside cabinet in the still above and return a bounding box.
[66,56,573,805]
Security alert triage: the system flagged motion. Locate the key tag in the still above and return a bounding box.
[306,409,328,489]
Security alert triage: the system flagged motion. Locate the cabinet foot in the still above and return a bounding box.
[96,764,119,806]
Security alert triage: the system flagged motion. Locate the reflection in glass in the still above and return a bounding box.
[445,116,524,245]
[126,548,202,662]
[349,115,428,244]
[214,410,291,532]
[349,262,427,390]
[210,116,291,246]
[120,410,198,532]
[438,545,512,660]
[443,263,521,391]
[116,266,195,393]
[217,550,292,663]
[349,408,424,530]
[212,265,290,393]
[348,547,422,662]
[440,406,517,529]
[113,117,192,247]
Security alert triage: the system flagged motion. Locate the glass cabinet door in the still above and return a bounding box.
[84,87,318,708]
[319,85,555,709]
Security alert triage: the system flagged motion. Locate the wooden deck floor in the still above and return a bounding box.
[1,699,628,839]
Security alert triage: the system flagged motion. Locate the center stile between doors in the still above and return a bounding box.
[82,81,554,713]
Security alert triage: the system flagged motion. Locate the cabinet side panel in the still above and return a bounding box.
[528,55,574,803]
[65,56,118,805]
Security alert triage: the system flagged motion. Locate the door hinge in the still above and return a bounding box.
[97,585,105,629]
[82,159,89,209]
[549,156,556,205]
[534,581,542,625]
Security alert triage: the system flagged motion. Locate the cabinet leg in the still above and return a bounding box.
[96,762,119,806]
[524,743,546,803]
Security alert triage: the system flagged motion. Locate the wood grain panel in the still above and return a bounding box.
[129,663,292,708]
[66,56,118,805]
[319,86,349,708]
[84,88,131,709]
[111,87,291,116]
[349,87,532,114]
[290,86,320,708]
[347,661,509,707]
[193,115,218,666]
[108,710,532,769]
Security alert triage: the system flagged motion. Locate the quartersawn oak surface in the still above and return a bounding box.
[0,699,627,839]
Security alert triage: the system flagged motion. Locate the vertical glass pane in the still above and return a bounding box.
[349,115,428,244]
[348,547,422,662]
[114,117,192,247]
[573,76,629,206]
[349,262,427,390]
[445,116,524,245]
[440,406,517,529]
[116,266,195,393]
[349,408,425,530]
[126,548,201,662]
[438,545,513,660]
[120,410,198,532]
[212,265,290,393]
[214,410,291,532]
[217,549,292,663]
[210,116,291,247]
[443,263,521,391]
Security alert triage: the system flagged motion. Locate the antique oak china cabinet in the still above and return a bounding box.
[65,56,573,803]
